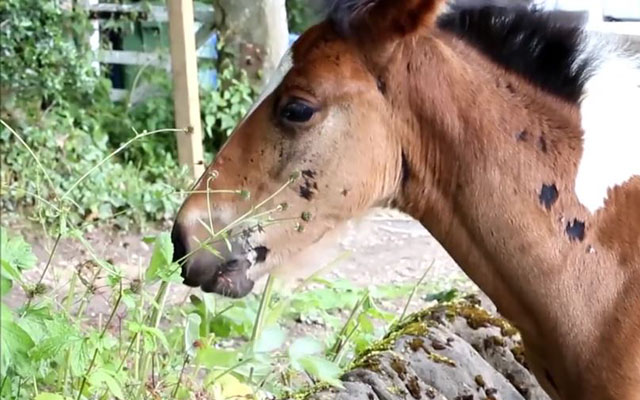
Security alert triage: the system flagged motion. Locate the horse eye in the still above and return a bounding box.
[280,101,315,123]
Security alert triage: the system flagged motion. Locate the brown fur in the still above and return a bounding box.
[172,1,640,398]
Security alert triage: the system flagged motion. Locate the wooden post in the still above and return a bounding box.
[166,0,205,179]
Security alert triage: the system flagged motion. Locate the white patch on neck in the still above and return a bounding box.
[575,35,640,213]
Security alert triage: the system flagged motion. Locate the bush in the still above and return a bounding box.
[0,0,258,227]
[0,0,97,108]
[286,0,321,33]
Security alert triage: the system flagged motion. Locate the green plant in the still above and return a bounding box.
[0,0,97,109]
[286,0,320,33]
[1,0,261,228]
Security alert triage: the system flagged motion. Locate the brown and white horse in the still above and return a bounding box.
[170,1,640,398]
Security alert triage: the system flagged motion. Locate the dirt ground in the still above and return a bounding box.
[4,208,479,320]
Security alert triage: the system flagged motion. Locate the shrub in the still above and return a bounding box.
[0,0,258,227]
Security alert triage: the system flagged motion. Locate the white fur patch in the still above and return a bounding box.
[575,37,640,213]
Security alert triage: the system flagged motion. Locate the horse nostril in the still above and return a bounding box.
[254,246,269,263]
[171,222,188,265]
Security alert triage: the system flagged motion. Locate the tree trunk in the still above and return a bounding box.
[216,0,289,87]
[289,299,550,400]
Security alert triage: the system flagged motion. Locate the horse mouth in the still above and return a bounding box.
[181,257,255,298]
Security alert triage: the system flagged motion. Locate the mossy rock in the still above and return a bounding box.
[286,299,550,400]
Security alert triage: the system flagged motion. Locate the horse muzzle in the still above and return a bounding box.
[171,221,261,298]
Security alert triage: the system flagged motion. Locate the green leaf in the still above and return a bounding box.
[0,277,12,296]
[289,337,323,370]
[34,393,67,400]
[253,325,285,353]
[0,228,37,287]
[195,346,240,369]
[298,356,344,388]
[145,232,175,283]
[89,368,125,398]
[68,338,90,377]
[184,313,201,357]
[141,235,156,244]
[142,326,170,352]
[0,306,35,376]
[424,288,460,303]
[216,374,253,398]
[358,313,374,335]
[202,293,216,315]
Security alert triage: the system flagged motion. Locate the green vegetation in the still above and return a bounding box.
[1,0,257,227]
[0,207,441,399]
[286,0,321,33]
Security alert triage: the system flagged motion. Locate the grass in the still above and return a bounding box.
[0,119,450,400]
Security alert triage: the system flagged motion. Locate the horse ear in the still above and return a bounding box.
[332,0,448,39]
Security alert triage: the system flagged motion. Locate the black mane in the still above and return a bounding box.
[326,0,595,103]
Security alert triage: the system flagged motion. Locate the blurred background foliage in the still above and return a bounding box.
[0,0,318,228]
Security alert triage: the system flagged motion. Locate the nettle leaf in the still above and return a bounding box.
[289,337,324,370]
[298,356,344,388]
[31,321,83,368]
[69,338,91,377]
[253,325,286,353]
[0,228,38,284]
[145,232,176,283]
[0,304,35,376]
[88,368,125,398]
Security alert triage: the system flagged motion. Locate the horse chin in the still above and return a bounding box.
[182,257,255,298]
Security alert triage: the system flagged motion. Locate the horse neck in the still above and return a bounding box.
[391,33,623,365]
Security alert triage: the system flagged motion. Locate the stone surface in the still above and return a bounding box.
[291,300,551,400]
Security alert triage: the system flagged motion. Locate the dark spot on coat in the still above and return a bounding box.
[341,189,349,196]
[566,219,585,242]
[299,185,314,200]
[506,82,516,94]
[539,183,558,210]
[516,130,529,142]
[377,76,386,94]
[299,169,319,200]
[302,169,316,179]
[401,151,410,188]
[538,136,548,153]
